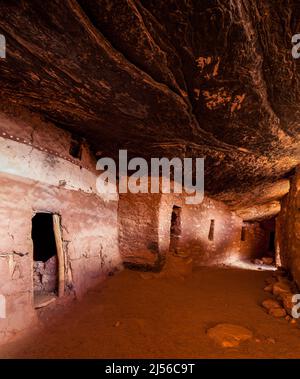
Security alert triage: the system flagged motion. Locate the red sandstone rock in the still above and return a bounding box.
[0,1,299,202]
[207,323,253,348]
[0,0,299,354]
[273,281,292,297]
[269,307,286,318]
[262,299,281,310]
[280,293,295,316]
[262,257,274,265]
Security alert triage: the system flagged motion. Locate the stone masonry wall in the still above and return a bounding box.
[276,167,300,286]
[119,190,256,269]
[0,111,121,344]
[159,194,244,266]
[118,192,162,269]
[239,222,270,260]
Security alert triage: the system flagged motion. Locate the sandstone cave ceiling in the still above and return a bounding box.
[0,0,300,203]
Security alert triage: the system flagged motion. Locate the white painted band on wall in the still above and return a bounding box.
[0,295,6,319]
[0,129,90,170]
[0,136,118,202]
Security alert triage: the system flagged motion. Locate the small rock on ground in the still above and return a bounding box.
[262,298,281,310]
[254,259,263,265]
[207,323,253,348]
[269,307,286,318]
[280,292,295,316]
[273,281,292,296]
[262,257,274,265]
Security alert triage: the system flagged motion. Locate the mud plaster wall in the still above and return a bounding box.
[119,191,257,269]
[159,194,245,266]
[0,174,120,342]
[118,192,162,269]
[239,222,270,260]
[0,110,95,172]
[0,113,121,343]
[276,167,300,286]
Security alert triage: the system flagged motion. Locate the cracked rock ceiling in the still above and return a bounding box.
[0,0,299,208]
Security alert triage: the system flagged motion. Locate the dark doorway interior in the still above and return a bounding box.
[260,217,276,264]
[69,135,83,159]
[32,213,58,300]
[32,213,57,262]
[170,206,182,255]
[269,231,275,253]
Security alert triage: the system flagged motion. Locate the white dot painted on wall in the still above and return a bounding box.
[0,294,6,319]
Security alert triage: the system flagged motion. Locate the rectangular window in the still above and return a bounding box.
[170,205,182,254]
[241,226,246,241]
[208,219,215,241]
[69,135,83,160]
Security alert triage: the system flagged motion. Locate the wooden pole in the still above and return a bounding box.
[53,214,65,297]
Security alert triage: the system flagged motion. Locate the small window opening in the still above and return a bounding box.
[208,219,215,241]
[241,226,246,241]
[69,135,83,159]
[169,206,182,255]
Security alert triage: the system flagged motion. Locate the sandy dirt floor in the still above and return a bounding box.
[1,266,300,358]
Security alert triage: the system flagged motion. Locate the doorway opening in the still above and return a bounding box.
[249,218,277,269]
[269,231,275,253]
[261,218,276,263]
[32,213,64,308]
[169,206,182,255]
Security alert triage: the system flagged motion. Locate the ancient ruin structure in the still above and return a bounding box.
[0,111,121,341]
[0,0,300,359]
